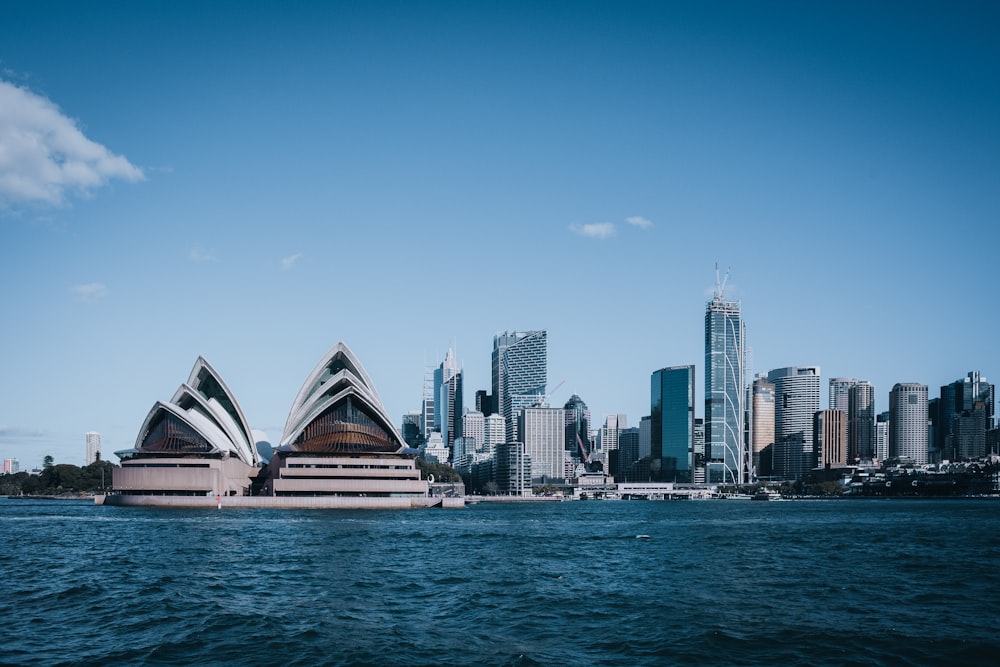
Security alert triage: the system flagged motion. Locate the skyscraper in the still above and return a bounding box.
[401,412,422,448]
[939,371,994,460]
[889,383,929,464]
[705,292,746,483]
[875,411,890,461]
[815,409,847,469]
[849,381,875,462]
[462,410,485,452]
[829,378,855,413]
[828,378,875,463]
[518,405,565,482]
[768,366,821,480]
[483,413,505,458]
[751,376,775,478]
[85,431,101,464]
[651,365,694,482]
[492,330,547,441]
[435,348,463,449]
[563,394,592,461]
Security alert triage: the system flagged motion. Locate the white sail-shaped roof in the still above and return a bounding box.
[128,357,259,465]
[280,341,405,453]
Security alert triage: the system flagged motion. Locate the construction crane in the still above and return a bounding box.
[714,262,731,300]
[534,379,565,407]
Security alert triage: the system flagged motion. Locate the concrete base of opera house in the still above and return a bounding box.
[95,494,465,509]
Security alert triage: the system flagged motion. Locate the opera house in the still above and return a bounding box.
[101,342,462,509]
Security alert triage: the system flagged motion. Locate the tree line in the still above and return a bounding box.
[1,458,118,496]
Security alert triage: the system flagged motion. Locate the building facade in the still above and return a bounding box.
[563,394,592,462]
[85,431,102,465]
[751,376,775,478]
[815,409,847,469]
[849,381,875,462]
[889,383,929,464]
[518,406,566,482]
[492,330,547,441]
[768,366,821,480]
[651,365,694,483]
[705,296,746,483]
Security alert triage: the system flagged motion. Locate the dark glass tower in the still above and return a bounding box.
[651,365,694,482]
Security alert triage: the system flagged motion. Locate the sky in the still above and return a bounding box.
[1,0,998,468]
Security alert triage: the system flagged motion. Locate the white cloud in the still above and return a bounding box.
[70,282,108,302]
[569,222,616,239]
[281,253,303,270]
[189,246,217,262]
[0,79,143,208]
[626,216,653,229]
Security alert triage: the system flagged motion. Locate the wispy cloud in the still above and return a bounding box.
[70,282,108,302]
[626,216,653,229]
[189,246,217,263]
[0,79,144,208]
[281,253,303,270]
[569,222,616,239]
[0,425,46,441]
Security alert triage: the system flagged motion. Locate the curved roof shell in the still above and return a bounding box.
[131,357,259,466]
[280,341,405,454]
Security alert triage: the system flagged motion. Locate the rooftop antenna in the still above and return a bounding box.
[714,262,731,300]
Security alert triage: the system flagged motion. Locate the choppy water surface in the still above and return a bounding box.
[2,498,999,666]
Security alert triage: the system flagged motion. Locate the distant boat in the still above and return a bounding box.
[635,534,650,539]
[752,490,783,501]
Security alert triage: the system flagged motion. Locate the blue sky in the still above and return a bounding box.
[1,1,997,467]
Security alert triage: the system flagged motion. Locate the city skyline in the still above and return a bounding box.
[1,2,998,467]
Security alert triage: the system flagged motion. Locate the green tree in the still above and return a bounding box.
[43,455,54,469]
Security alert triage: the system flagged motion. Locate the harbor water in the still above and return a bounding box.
[2,497,998,666]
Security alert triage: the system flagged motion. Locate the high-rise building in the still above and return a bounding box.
[3,458,19,474]
[518,406,566,482]
[434,348,463,449]
[875,411,890,461]
[598,414,627,454]
[85,431,101,464]
[939,371,994,460]
[475,389,495,417]
[651,365,694,483]
[462,410,485,452]
[692,417,706,484]
[815,409,847,469]
[495,441,531,496]
[483,413,505,458]
[889,383,929,464]
[492,330,547,441]
[829,378,855,413]
[563,394,592,461]
[401,412,422,448]
[617,427,640,473]
[768,366,821,480]
[849,381,875,462]
[705,292,746,483]
[639,415,652,460]
[828,378,875,463]
[751,376,775,478]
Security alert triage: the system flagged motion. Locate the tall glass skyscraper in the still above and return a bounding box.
[705,296,746,484]
[651,365,694,482]
[563,394,591,460]
[492,330,547,441]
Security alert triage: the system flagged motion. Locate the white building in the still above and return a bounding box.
[518,406,566,482]
[889,383,928,464]
[462,410,484,452]
[85,431,102,465]
[483,413,505,457]
[598,414,627,454]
